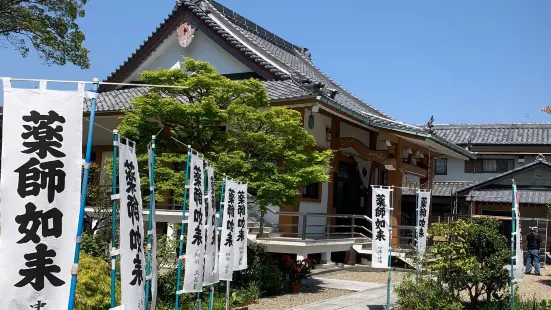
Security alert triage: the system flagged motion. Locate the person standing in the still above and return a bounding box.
[525,226,543,276]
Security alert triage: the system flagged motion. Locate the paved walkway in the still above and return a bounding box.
[295,277,397,310]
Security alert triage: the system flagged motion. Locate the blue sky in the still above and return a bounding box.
[1,0,550,124]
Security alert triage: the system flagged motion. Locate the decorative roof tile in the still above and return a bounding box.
[433,123,551,145]
[87,80,314,112]
[466,189,551,205]
[402,181,476,197]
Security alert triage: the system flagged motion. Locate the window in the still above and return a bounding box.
[482,159,514,173]
[465,159,514,173]
[302,183,320,200]
[434,158,448,175]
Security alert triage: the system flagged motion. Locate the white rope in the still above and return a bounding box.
[1,77,189,89]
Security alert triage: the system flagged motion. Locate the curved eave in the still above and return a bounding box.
[316,95,476,160]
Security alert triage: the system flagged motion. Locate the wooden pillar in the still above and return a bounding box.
[327,117,340,232]
[388,138,403,248]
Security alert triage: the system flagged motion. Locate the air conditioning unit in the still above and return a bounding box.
[517,156,525,163]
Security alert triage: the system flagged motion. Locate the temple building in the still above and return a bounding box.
[82,0,474,260]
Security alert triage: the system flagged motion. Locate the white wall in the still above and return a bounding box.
[84,116,121,146]
[433,155,536,182]
[340,121,370,147]
[298,182,329,237]
[304,109,332,149]
[125,30,253,82]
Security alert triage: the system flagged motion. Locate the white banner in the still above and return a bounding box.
[182,154,206,292]
[416,190,431,255]
[219,180,238,281]
[0,86,84,309]
[371,187,392,269]
[119,143,145,310]
[148,146,158,310]
[233,184,248,271]
[513,184,524,281]
[203,166,219,285]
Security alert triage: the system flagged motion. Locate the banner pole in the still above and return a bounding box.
[208,176,226,310]
[175,147,192,310]
[415,190,419,284]
[145,136,156,310]
[110,129,119,308]
[225,281,230,310]
[67,78,99,310]
[386,187,394,310]
[510,181,515,310]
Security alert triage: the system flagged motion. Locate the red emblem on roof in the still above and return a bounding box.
[177,22,196,48]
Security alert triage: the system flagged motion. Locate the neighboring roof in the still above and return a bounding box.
[86,80,314,112]
[457,156,551,194]
[466,189,551,205]
[403,181,475,197]
[432,123,551,145]
[101,0,475,159]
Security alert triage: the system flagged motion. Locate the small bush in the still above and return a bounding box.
[234,241,284,296]
[394,274,463,310]
[75,252,120,310]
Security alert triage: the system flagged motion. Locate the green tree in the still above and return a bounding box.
[75,252,120,310]
[427,218,510,304]
[118,58,332,209]
[0,0,90,68]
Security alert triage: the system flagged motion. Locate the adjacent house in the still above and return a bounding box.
[403,123,551,263]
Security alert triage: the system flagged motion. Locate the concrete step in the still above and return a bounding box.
[248,227,273,234]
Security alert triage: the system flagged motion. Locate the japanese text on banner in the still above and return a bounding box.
[233,183,248,271]
[0,87,83,309]
[183,154,206,292]
[219,180,238,281]
[119,143,145,310]
[416,191,431,255]
[371,187,391,269]
[202,166,219,286]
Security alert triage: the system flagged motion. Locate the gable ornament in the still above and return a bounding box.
[177,21,196,48]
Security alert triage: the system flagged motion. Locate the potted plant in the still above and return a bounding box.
[275,256,315,293]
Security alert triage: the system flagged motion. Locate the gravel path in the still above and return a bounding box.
[246,286,351,310]
[315,265,551,301]
[517,267,551,301]
[320,269,409,284]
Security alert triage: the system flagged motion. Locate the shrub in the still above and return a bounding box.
[234,241,284,296]
[428,218,510,303]
[75,252,120,310]
[394,274,462,310]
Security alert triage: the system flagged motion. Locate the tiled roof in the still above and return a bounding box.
[466,189,551,205]
[432,123,551,145]
[403,181,475,197]
[87,80,314,112]
[100,0,474,159]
